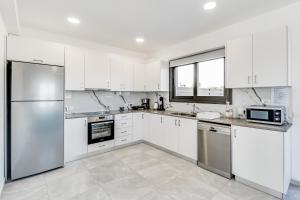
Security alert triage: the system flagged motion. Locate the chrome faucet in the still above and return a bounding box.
[192,104,196,114]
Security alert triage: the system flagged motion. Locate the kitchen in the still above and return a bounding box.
[0,0,300,200]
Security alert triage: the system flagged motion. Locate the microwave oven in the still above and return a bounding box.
[246,106,286,125]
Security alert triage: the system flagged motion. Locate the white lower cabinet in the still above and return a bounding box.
[114,114,133,146]
[231,125,291,194]
[132,113,148,141]
[177,118,198,160]
[162,116,179,152]
[148,114,165,147]
[64,118,88,163]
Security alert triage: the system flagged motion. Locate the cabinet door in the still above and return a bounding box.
[148,114,164,146]
[85,50,110,89]
[145,63,154,91]
[133,64,146,91]
[226,35,253,88]
[231,126,284,192]
[65,46,85,91]
[253,27,288,87]
[110,58,123,91]
[123,62,134,91]
[64,118,88,162]
[178,118,197,160]
[132,113,144,141]
[7,36,65,66]
[163,116,179,152]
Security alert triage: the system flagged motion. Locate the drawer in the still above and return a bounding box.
[115,113,132,121]
[115,135,132,146]
[115,119,132,129]
[115,127,132,138]
[88,140,114,153]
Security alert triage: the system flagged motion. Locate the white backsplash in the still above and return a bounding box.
[65,87,291,121]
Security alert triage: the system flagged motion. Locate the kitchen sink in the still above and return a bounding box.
[169,112,197,117]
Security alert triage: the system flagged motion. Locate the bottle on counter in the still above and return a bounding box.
[225,101,234,118]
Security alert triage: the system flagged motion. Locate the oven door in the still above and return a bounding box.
[88,120,114,144]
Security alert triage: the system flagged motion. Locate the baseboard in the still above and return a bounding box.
[291,179,300,186]
[0,178,4,196]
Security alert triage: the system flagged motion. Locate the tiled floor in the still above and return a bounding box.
[1,143,299,200]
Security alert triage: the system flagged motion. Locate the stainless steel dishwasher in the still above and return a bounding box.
[197,122,232,179]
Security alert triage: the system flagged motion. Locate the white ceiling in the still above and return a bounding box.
[17,0,300,53]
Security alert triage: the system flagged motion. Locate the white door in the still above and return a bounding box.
[7,35,65,66]
[163,116,179,152]
[253,27,289,87]
[231,126,284,192]
[65,46,85,91]
[132,113,145,141]
[110,58,123,91]
[64,118,88,162]
[148,114,164,146]
[85,50,110,89]
[178,118,197,160]
[226,35,253,88]
[123,62,134,91]
[145,63,154,91]
[133,64,146,91]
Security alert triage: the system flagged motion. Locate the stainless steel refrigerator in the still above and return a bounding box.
[7,61,64,180]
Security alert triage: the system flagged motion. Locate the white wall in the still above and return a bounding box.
[20,27,147,63]
[152,2,300,182]
[0,13,7,193]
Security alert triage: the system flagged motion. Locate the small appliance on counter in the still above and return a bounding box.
[246,105,286,125]
[153,102,159,110]
[158,97,165,111]
[131,105,146,110]
[141,98,150,109]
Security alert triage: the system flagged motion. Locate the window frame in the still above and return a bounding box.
[169,57,232,104]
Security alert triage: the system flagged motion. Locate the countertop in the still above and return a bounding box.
[65,109,292,132]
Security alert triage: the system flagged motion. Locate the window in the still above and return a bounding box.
[169,48,231,104]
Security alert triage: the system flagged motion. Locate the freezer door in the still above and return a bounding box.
[10,101,64,180]
[11,62,64,101]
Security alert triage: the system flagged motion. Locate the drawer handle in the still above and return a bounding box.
[98,145,106,148]
[121,131,127,134]
[121,139,127,142]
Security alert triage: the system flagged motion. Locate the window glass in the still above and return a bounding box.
[175,64,194,96]
[197,58,224,96]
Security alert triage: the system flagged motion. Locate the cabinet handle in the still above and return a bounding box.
[175,119,177,126]
[121,139,127,142]
[160,117,163,123]
[254,75,257,84]
[144,85,146,91]
[142,114,144,119]
[98,144,106,148]
[85,119,87,127]
[178,120,181,127]
[248,76,251,84]
[32,59,44,63]
[158,84,160,90]
[107,81,110,88]
[121,131,127,134]
[234,129,237,138]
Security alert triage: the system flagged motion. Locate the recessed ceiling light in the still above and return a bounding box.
[135,37,145,44]
[67,17,80,24]
[203,2,216,10]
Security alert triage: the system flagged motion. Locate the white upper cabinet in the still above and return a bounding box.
[110,57,134,91]
[226,26,291,88]
[7,35,64,66]
[146,60,169,91]
[253,27,290,87]
[226,35,253,88]
[133,64,146,91]
[65,46,85,91]
[85,50,110,90]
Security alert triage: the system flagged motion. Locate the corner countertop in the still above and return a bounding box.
[65,109,292,132]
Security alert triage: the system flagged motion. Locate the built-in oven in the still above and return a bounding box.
[88,115,114,145]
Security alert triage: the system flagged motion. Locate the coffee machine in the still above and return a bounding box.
[141,98,150,109]
[158,96,165,111]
